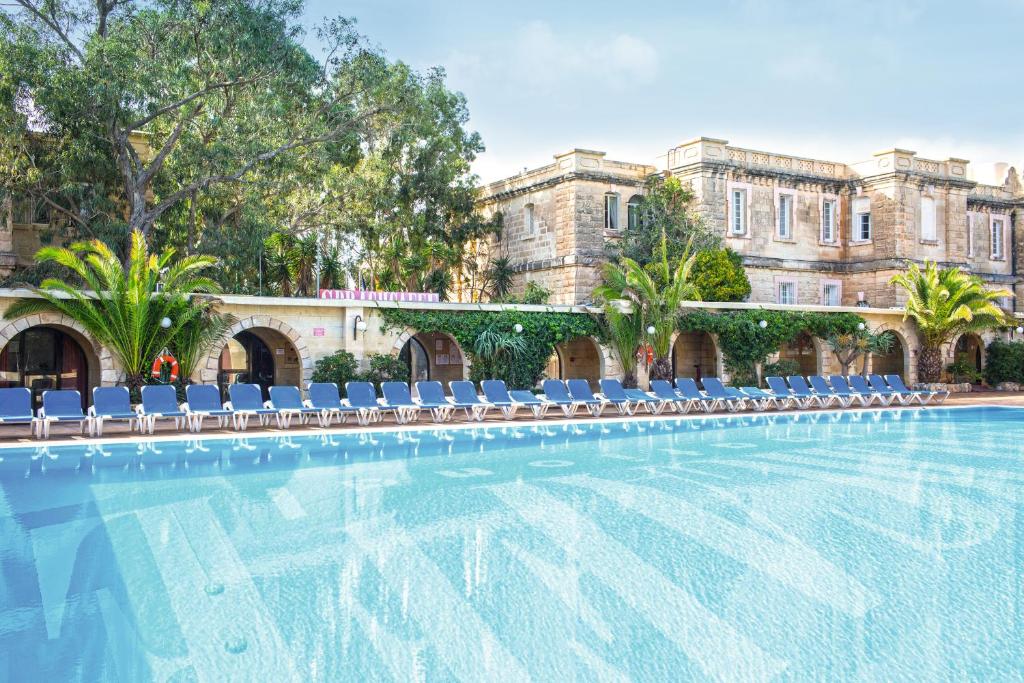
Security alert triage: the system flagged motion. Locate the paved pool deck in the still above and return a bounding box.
[0,389,1019,449]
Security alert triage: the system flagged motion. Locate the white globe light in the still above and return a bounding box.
[646,325,656,335]
[758,320,768,329]
[513,323,524,334]
[1016,326,1023,334]
[160,317,172,329]
[857,322,866,331]
[355,320,368,332]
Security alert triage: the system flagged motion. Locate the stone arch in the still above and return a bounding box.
[199,315,312,386]
[0,312,115,389]
[390,327,470,386]
[868,326,912,381]
[669,330,723,380]
[546,336,610,389]
[777,332,826,376]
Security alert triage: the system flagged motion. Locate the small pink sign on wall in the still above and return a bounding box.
[313,327,325,337]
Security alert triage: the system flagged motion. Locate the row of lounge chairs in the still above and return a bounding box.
[0,372,946,439]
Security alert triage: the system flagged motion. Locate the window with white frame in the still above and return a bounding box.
[730,188,747,235]
[604,193,619,231]
[852,196,871,241]
[921,196,936,241]
[523,203,536,236]
[822,281,842,306]
[968,212,975,256]
[627,195,642,230]
[777,193,794,239]
[991,217,1005,259]
[821,199,836,243]
[777,280,797,305]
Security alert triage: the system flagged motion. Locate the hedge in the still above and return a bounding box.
[984,340,1024,385]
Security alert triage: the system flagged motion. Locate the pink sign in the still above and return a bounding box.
[313,327,325,337]
[318,289,440,303]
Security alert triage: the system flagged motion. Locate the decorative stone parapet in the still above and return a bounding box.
[995,382,1022,392]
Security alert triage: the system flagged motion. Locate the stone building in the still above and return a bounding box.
[477,137,1024,310]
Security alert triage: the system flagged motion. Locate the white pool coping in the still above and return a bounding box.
[0,402,1007,451]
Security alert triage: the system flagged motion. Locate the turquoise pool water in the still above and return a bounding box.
[0,406,1021,681]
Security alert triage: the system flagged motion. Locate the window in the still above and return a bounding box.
[822,281,842,306]
[821,199,836,243]
[968,212,975,256]
[604,193,620,231]
[852,196,871,241]
[12,197,49,225]
[777,281,796,305]
[921,196,936,241]
[523,203,536,236]
[730,189,747,235]
[777,193,794,239]
[991,217,1005,259]
[627,195,642,230]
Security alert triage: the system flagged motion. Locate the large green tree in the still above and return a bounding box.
[1,1,493,297]
[890,261,1011,382]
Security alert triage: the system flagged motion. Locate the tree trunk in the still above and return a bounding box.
[918,345,943,383]
[621,368,638,389]
[649,356,673,382]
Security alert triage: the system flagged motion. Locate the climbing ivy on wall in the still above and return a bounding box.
[678,309,865,385]
[379,309,602,389]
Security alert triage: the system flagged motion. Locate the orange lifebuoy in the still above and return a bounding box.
[151,352,180,383]
[635,343,655,365]
[645,344,654,365]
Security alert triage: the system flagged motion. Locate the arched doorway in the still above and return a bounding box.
[871,334,906,379]
[218,328,302,400]
[778,332,819,377]
[953,333,984,374]
[671,331,718,380]
[0,326,90,409]
[399,336,431,383]
[546,337,602,389]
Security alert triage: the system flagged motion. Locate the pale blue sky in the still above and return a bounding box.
[303,1,1023,183]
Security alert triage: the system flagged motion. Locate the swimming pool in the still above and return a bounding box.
[0,406,1021,680]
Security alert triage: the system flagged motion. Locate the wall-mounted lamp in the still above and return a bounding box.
[353,314,367,340]
[513,323,524,334]
[1016,326,1024,336]
[646,325,656,335]
[857,322,866,331]
[160,317,172,329]
[758,320,768,329]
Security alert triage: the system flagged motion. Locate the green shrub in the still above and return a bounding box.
[984,340,1024,385]
[691,248,751,302]
[311,350,360,396]
[762,359,801,381]
[361,353,411,389]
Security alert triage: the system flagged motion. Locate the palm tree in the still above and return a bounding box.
[594,302,643,388]
[487,256,515,300]
[171,302,237,384]
[595,232,700,381]
[263,231,296,296]
[4,231,220,389]
[890,262,1012,382]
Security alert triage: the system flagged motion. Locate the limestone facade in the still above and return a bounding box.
[477,137,1024,310]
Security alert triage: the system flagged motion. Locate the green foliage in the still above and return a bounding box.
[471,327,529,386]
[890,261,1012,381]
[984,340,1024,385]
[762,359,800,380]
[608,175,720,265]
[3,230,220,388]
[678,309,865,383]
[947,353,983,384]
[595,232,700,380]
[310,350,360,396]
[171,304,237,383]
[361,353,411,389]
[498,281,551,305]
[486,257,515,299]
[691,249,751,303]
[826,329,895,375]
[594,305,643,388]
[380,308,600,389]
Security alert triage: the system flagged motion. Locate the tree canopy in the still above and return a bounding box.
[0,1,494,298]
